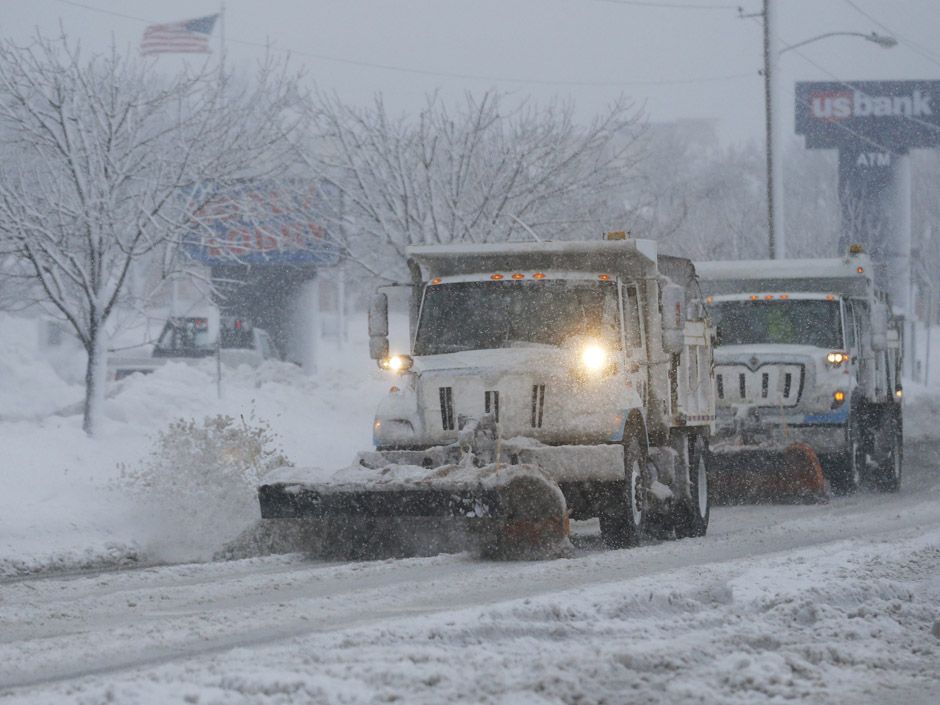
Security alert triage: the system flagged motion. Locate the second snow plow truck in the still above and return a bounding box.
[696,246,903,502]
[259,234,717,557]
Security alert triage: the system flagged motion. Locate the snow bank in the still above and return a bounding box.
[0,314,388,576]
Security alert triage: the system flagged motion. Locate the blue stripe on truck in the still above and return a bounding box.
[801,405,850,425]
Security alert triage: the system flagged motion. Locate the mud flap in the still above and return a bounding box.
[711,442,829,504]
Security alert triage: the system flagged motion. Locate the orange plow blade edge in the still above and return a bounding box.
[711,442,830,504]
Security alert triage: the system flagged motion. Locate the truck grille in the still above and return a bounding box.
[439,387,455,430]
[715,365,804,407]
[531,384,546,428]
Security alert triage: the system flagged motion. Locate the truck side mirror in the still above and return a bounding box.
[661,283,685,355]
[368,293,389,360]
[871,302,888,352]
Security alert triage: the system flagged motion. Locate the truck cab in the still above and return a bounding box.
[697,248,903,493]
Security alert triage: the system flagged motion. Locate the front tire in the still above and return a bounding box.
[674,435,710,538]
[829,423,862,495]
[873,417,902,493]
[599,437,646,549]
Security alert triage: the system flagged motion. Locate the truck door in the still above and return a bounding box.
[621,283,648,404]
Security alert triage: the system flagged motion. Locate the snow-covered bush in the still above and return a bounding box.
[119,414,292,562]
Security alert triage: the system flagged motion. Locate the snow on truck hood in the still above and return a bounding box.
[411,346,584,374]
[714,343,833,361]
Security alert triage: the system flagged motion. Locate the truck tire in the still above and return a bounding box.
[829,423,862,495]
[874,417,902,493]
[599,437,646,549]
[674,435,710,538]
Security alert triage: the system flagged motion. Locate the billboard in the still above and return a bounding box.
[795,80,940,151]
[184,181,341,267]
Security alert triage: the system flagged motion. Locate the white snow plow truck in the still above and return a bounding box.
[696,245,903,501]
[258,234,716,555]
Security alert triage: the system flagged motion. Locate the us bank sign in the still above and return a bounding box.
[795,80,940,318]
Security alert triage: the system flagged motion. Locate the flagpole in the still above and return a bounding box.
[219,2,226,80]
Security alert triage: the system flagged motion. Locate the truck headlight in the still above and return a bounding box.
[581,343,610,373]
[380,354,414,373]
[826,351,849,366]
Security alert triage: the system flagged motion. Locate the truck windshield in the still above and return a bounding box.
[712,299,842,348]
[414,279,619,355]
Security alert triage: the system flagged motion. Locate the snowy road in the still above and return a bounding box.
[2,441,939,704]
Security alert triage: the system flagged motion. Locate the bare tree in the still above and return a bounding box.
[299,90,644,278]
[0,34,302,434]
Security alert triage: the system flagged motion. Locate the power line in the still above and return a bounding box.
[841,0,940,68]
[586,0,740,9]
[50,0,753,89]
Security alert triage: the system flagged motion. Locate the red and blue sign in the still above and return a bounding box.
[184,182,341,267]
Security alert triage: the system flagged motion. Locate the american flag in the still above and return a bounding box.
[141,15,219,55]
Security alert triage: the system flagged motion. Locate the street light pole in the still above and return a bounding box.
[749,0,896,261]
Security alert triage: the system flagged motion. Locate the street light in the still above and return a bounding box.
[754,0,897,259]
[779,31,898,55]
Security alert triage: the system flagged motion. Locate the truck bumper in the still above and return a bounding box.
[712,406,849,458]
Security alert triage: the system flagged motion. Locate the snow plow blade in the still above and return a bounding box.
[258,454,571,559]
[710,442,829,504]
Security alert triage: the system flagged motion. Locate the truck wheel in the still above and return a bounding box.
[674,435,710,538]
[829,426,862,495]
[874,421,902,493]
[599,437,646,549]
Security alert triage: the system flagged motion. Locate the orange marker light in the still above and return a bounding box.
[533,272,546,280]
[511,272,525,280]
[780,294,789,300]
[598,274,610,281]
[491,273,504,281]
[706,296,714,305]
[765,294,774,300]
[826,294,835,301]
[431,277,442,285]
[857,266,865,274]
[750,295,760,301]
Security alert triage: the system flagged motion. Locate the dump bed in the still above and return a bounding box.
[407,239,660,279]
[696,256,874,299]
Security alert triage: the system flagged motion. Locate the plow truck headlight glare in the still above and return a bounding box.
[826,351,849,366]
[381,354,413,373]
[581,344,609,372]
[832,390,846,408]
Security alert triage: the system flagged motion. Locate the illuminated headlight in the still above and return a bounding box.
[831,390,846,408]
[826,351,849,366]
[380,354,414,373]
[581,344,609,372]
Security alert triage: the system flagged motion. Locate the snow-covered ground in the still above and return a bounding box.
[1,312,940,703]
[2,444,939,703]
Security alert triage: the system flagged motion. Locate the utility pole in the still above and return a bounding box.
[762,0,783,259]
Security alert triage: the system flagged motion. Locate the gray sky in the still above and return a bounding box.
[4,0,939,145]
